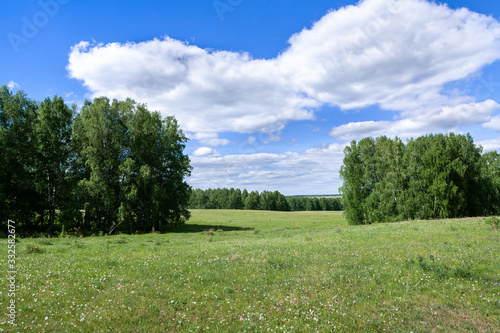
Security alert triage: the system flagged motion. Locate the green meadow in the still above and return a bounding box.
[1,210,499,332]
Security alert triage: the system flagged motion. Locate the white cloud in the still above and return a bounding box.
[7,81,19,90]
[189,143,346,195]
[67,0,500,145]
[330,120,388,140]
[192,147,220,157]
[330,100,500,140]
[67,38,317,139]
[280,0,500,112]
[190,132,231,146]
[483,115,500,131]
[477,138,500,152]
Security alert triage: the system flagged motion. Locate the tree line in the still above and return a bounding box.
[339,133,500,225]
[0,86,191,235]
[188,188,343,211]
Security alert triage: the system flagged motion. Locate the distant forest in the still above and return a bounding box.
[340,133,500,225]
[189,188,343,212]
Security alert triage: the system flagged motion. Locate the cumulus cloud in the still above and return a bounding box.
[189,144,345,195]
[280,0,500,111]
[67,38,317,137]
[483,115,500,131]
[191,132,231,146]
[330,100,500,140]
[192,147,220,157]
[477,138,500,152]
[67,0,500,145]
[7,81,19,90]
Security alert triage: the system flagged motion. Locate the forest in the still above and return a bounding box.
[340,134,500,225]
[0,86,191,235]
[188,188,343,211]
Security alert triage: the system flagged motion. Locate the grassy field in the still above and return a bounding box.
[1,210,499,332]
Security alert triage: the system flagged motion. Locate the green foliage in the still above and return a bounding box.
[73,97,130,232]
[339,137,377,224]
[34,96,74,233]
[118,106,192,231]
[0,86,191,234]
[73,98,191,233]
[245,190,261,210]
[481,151,500,214]
[0,86,40,228]
[340,133,500,224]
[188,188,342,211]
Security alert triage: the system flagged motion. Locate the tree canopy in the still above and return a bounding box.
[340,133,500,225]
[0,86,191,235]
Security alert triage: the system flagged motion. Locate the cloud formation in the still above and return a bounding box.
[330,100,500,140]
[7,81,19,90]
[192,147,220,157]
[68,38,317,138]
[478,137,500,152]
[67,0,500,144]
[280,0,500,112]
[483,115,500,131]
[190,143,345,195]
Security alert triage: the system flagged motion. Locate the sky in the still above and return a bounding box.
[2,0,500,195]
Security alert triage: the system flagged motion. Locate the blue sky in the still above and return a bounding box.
[2,0,500,195]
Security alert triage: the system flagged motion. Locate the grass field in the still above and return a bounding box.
[1,210,499,332]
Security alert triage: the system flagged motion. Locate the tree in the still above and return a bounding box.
[287,196,305,211]
[0,86,40,229]
[479,151,500,215]
[34,96,74,234]
[229,188,244,209]
[339,138,376,224]
[365,136,407,222]
[0,90,191,235]
[260,191,277,211]
[340,133,495,224]
[241,189,249,206]
[146,114,191,228]
[189,189,206,209]
[73,98,192,233]
[404,133,476,219]
[245,191,261,210]
[274,191,290,211]
[73,97,129,232]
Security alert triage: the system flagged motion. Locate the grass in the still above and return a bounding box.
[1,210,499,332]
